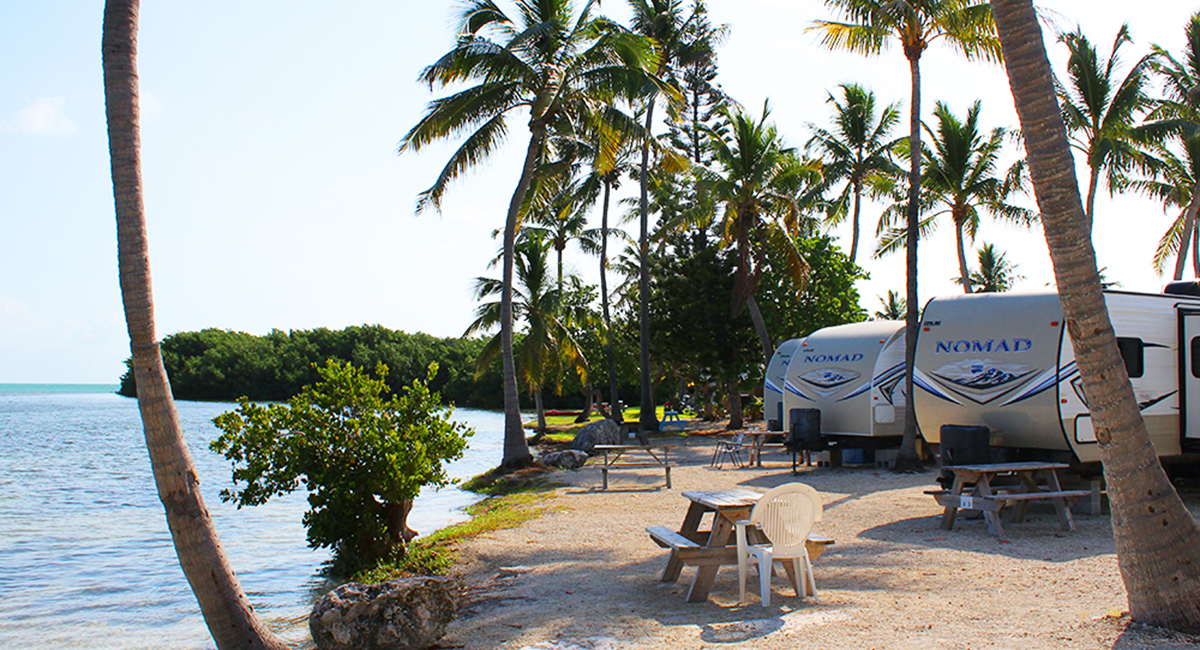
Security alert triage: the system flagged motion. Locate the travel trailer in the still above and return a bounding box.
[781,320,907,442]
[764,338,801,431]
[913,289,1200,464]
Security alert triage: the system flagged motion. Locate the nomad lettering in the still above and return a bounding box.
[934,339,1031,354]
[804,353,864,363]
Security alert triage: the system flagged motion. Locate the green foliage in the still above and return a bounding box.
[646,235,759,388]
[210,360,472,575]
[755,234,867,340]
[118,326,505,408]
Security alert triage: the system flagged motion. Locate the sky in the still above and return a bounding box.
[1,1,1197,384]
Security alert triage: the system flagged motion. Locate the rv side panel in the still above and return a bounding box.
[914,292,1068,451]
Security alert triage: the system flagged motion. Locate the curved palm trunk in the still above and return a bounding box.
[102,3,286,648]
[1172,185,1200,280]
[746,296,773,367]
[600,180,623,423]
[1084,159,1101,233]
[499,125,545,467]
[896,53,924,471]
[994,0,1200,631]
[955,219,971,292]
[638,101,659,433]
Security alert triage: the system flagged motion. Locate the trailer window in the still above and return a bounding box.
[1193,337,1200,379]
[1117,337,1144,378]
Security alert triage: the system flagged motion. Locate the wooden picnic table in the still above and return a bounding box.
[593,444,676,489]
[646,488,833,603]
[744,431,787,467]
[927,461,1090,537]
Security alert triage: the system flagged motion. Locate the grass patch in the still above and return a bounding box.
[353,467,557,583]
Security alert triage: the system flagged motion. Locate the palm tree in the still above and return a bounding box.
[967,242,1022,292]
[101,2,286,648]
[523,173,599,289]
[579,152,637,423]
[401,0,657,467]
[466,237,588,434]
[703,102,816,364]
[992,0,1200,631]
[1057,25,1155,233]
[628,0,705,433]
[873,290,906,319]
[811,0,1001,470]
[876,100,1033,291]
[806,83,903,264]
[1140,14,1200,280]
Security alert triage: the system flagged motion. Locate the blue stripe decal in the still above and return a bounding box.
[765,378,782,394]
[838,381,872,402]
[785,381,815,401]
[914,368,964,405]
[999,361,1077,407]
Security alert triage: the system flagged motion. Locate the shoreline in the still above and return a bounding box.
[437,427,1200,650]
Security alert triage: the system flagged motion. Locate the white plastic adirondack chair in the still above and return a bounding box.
[735,483,823,606]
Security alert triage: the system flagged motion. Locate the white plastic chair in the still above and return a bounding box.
[735,483,823,606]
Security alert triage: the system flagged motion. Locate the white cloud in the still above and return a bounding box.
[4,97,78,136]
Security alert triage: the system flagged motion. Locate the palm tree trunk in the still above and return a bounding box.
[896,52,924,471]
[498,125,544,467]
[849,180,863,264]
[102,3,286,648]
[1085,160,1101,233]
[1175,184,1200,280]
[994,0,1200,631]
[534,388,547,433]
[726,379,743,430]
[600,180,623,423]
[746,296,773,367]
[955,220,971,292]
[638,101,659,433]
[1193,225,1199,278]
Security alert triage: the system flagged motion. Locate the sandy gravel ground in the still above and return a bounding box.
[440,425,1200,650]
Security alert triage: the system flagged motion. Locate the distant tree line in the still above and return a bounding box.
[117,325,622,409]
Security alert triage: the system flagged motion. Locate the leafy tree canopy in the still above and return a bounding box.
[211,360,472,575]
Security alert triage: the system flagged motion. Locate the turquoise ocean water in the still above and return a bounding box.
[0,385,504,649]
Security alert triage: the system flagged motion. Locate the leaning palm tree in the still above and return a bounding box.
[102,1,286,648]
[466,237,588,434]
[1057,25,1155,233]
[701,102,815,365]
[993,0,1200,631]
[1140,13,1200,280]
[806,82,903,264]
[876,100,1033,292]
[810,0,1001,470]
[400,0,658,467]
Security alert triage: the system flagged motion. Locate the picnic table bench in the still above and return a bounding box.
[593,444,676,489]
[646,488,834,602]
[927,461,1090,537]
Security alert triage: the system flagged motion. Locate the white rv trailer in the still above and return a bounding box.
[765,338,802,431]
[781,320,907,439]
[913,289,1200,464]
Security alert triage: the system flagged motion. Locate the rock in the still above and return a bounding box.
[569,418,621,455]
[539,449,590,469]
[310,576,456,650]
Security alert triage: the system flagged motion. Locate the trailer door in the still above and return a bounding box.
[1180,309,1200,442]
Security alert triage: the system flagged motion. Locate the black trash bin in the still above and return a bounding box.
[938,424,991,488]
[786,408,823,474]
